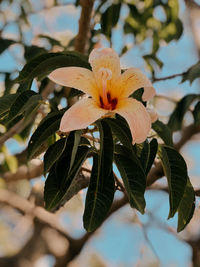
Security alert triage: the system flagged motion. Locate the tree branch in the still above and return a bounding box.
[152,72,187,83]
[74,0,94,53]
[0,188,73,242]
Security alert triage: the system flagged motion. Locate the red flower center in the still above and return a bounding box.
[99,92,118,110]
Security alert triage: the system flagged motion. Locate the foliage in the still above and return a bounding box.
[0,0,199,266]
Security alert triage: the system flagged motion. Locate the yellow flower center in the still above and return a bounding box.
[98,67,118,110]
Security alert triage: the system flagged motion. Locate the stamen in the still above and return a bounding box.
[98,67,112,107]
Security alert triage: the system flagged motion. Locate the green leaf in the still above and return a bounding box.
[28,109,65,159]
[38,34,62,47]
[0,93,18,118]
[17,79,33,93]
[177,178,195,232]
[146,139,158,175]
[0,38,15,54]
[139,140,150,172]
[8,90,38,121]
[83,121,115,232]
[182,61,200,84]
[104,117,132,149]
[24,45,47,61]
[44,138,67,176]
[152,120,173,146]
[69,130,81,172]
[23,95,43,124]
[44,133,90,211]
[193,101,200,125]
[114,145,146,213]
[101,3,121,38]
[140,139,158,175]
[17,51,91,83]
[168,94,198,132]
[158,145,188,218]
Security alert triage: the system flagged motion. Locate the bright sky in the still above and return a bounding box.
[0,0,199,266]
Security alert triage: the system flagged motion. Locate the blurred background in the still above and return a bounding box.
[0,0,200,266]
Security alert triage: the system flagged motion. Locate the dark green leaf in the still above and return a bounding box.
[146,139,158,175]
[8,90,38,121]
[44,134,90,211]
[114,145,146,213]
[0,93,18,118]
[44,138,67,176]
[69,130,81,172]
[0,38,15,54]
[139,140,150,172]
[152,120,173,146]
[158,145,188,218]
[23,95,43,124]
[168,94,198,132]
[101,3,121,38]
[17,51,90,83]
[24,45,47,61]
[193,101,200,125]
[17,79,33,93]
[140,139,158,175]
[104,117,132,149]
[182,61,200,84]
[38,34,62,47]
[83,121,115,232]
[177,178,195,232]
[28,109,65,159]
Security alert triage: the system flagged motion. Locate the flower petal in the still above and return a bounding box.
[120,68,155,101]
[146,108,158,123]
[59,98,107,132]
[89,48,121,80]
[48,67,98,100]
[115,98,151,144]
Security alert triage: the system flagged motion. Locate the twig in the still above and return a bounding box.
[152,72,187,83]
[0,119,24,148]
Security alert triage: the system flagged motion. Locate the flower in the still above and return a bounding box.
[48,48,157,144]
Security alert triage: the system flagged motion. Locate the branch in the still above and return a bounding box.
[1,160,44,183]
[0,119,24,148]
[0,188,73,242]
[74,0,94,53]
[152,72,187,83]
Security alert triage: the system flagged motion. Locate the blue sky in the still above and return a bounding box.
[0,1,199,266]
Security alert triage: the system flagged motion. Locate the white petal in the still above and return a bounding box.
[120,68,155,101]
[60,98,107,132]
[89,48,121,81]
[146,108,158,123]
[48,67,98,100]
[115,98,151,144]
